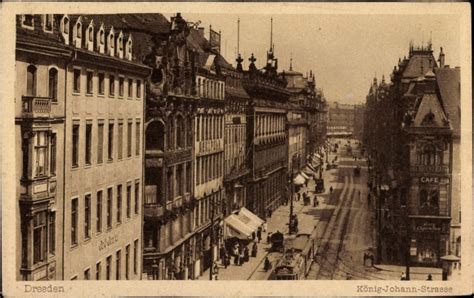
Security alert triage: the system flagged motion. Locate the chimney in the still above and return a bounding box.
[198,27,205,38]
[438,47,445,68]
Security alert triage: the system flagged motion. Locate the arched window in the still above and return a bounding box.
[109,34,114,48]
[176,116,184,148]
[100,29,105,44]
[63,17,69,34]
[118,37,123,51]
[27,65,37,96]
[48,68,58,100]
[88,27,93,42]
[145,121,165,152]
[76,22,81,38]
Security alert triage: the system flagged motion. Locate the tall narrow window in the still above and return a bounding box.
[186,163,192,193]
[116,250,121,280]
[108,122,114,161]
[125,245,130,280]
[177,165,184,196]
[97,123,104,164]
[106,256,111,280]
[128,79,133,98]
[107,187,112,228]
[85,123,92,165]
[96,190,103,233]
[98,73,105,95]
[119,77,124,97]
[72,124,80,167]
[109,75,115,96]
[118,122,123,160]
[133,239,138,274]
[135,121,141,156]
[48,211,55,255]
[176,116,184,148]
[33,211,47,264]
[73,68,81,93]
[34,131,48,177]
[127,122,132,158]
[136,80,141,98]
[50,133,56,176]
[134,181,139,214]
[27,65,37,96]
[96,262,101,280]
[71,198,78,246]
[84,194,91,239]
[86,71,93,94]
[48,68,58,100]
[117,184,122,224]
[84,268,90,280]
[126,184,131,218]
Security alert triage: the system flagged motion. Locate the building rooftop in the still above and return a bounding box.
[436,67,461,137]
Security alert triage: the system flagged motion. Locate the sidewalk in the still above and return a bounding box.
[371,264,443,281]
[198,159,335,280]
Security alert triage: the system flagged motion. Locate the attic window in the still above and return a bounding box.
[44,15,53,32]
[63,17,69,34]
[76,22,82,38]
[118,37,123,51]
[88,27,93,42]
[109,34,114,48]
[99,29,105,44]
[22,15,34,28]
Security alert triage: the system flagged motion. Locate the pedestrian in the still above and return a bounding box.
[400,272,406,280]
[252,242,258,257]
[244,246,250,262]
[252,231,256,242]
[257,227,262,243]
[358,190,361,201]
[264,257,271,272]
[427,274,432,281]
[223,253,229,269]
[329,186,333,194]
[313,196,317,207]
[263,221,268,233]
[267,232,272,244]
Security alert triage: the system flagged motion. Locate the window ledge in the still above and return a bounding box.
[98,94,105,98]
[86,93,93,97]
[72,92,81,96]
[84,164,92,169]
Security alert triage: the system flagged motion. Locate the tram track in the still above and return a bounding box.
[312,168,356,280]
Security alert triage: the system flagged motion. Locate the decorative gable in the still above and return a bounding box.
[413,94,448,128]
[125,35,133,61]
[72,16,83,48]
[116,31,124,59]
[107,26,115,57]
[85,20,94,51]
[96,23,105,54]
[60,15,70,45]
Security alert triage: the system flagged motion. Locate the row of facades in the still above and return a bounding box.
[363,43,461,270]
[15,13,328,281]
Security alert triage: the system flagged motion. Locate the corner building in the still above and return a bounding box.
[15,14,149,280]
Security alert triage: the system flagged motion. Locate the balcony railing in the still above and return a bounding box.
[22,96,52,118]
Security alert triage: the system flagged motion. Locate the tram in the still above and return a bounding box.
[272,229,318,280]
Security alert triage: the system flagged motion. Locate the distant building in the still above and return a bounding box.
[15,14,149,280]
[327,101,364,139]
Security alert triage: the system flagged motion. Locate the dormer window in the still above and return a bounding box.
[117,32,123,58]
[76,23,82,38]
[96,25,105,54]
[61,16,70,45]
[86,23,94,51]
[125,37,133,61]
[107,29,115,56]
[44,15,53,32]
[88,27,93,42]
[73,18,82,48]
[22,15,34,29]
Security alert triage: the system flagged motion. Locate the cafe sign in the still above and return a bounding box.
[420,177,439,184]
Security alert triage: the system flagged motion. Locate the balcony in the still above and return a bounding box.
[22,96,51,118]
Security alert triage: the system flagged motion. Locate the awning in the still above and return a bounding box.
[238,207,265,230]
[302,166,315,176]
[224,214,254,240]
[300,171,310,180]
[293,174,306,185]
[224,207,265,240]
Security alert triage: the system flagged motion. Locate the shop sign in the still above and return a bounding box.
[98,234,119,251]
[146,158,162,168]
[420,177,439,183]
[415,222,441,232]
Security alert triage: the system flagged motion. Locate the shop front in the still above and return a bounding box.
[409,216,450,267]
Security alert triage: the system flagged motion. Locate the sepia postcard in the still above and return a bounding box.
[0,1,471,297]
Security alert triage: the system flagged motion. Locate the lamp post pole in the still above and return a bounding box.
[210,195,215,280]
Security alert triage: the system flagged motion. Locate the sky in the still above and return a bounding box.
[166,13,460,104]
